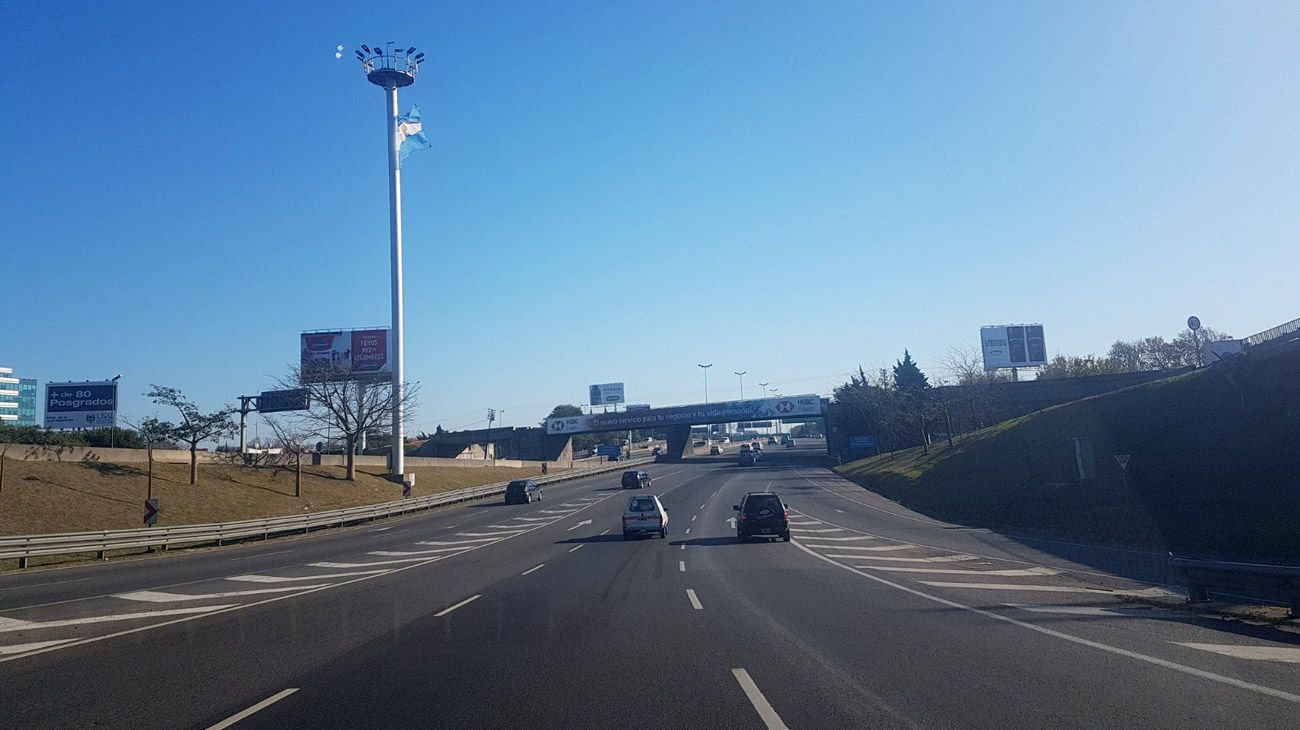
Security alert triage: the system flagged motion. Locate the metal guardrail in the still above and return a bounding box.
[0,457,651,568]
[1169,555,1300,615]
[1244,316,1300,348]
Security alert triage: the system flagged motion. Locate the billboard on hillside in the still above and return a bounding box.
[300,329,391,383]
[588,382,625,406]
[981,324,1047,371]
[44,381,117,429]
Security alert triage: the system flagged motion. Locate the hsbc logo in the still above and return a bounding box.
[776,401,794,414]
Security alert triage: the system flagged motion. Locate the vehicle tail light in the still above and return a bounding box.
[739,514,747,522]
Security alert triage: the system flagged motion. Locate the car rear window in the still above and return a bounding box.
[506,481,528,493]
[628,498,657,512]
[744,496,781,517]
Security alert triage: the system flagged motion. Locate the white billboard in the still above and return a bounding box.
[981,324,1047,371]
[45,381,117,429]
[588,382,625,406]
[301,329,392,383]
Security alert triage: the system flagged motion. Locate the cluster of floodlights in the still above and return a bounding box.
[354,44,425,63]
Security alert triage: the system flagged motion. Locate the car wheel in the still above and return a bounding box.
[782,531,791,542]
[737,532,746,543]
[660,528,667,539]
[623,531,632,540]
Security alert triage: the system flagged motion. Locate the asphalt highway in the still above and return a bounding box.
[2,443,1298,728]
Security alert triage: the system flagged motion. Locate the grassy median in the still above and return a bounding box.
[0,459,553,536]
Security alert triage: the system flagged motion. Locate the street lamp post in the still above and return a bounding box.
[109,374,122,448]
[770,387,780,435]
[734,371,746,400]
[698,363,713,404]
[355,43,425,482]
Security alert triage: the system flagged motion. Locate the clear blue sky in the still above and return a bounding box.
[3,1,1297,436]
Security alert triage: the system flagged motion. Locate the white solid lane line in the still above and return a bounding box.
[788,521,821,526]
[115,585,332,603]
[568,544,585,553]
[860,566,1062,577]
[1006,603,1172,618]
[0,605,238,633]
[0,639,77,656]
[1176,643,1300,664]
[794,535,874,542]
[687,589,703,610]
[227,570,391,583]
[435,595,481,617]
[206,688,299,730]
[731,668,790,730]
[679,561,686,573]
[521,564,545,576]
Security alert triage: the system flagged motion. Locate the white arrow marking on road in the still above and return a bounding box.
[309,555,449,568]
[789,527,844,533]
[567,519,593,531]
[0,639,78,656]
[0,605,238,632]
[1175,644,1300,663]
[803,544,911,552]
[115,585,332,603]
[227,570,391,583]
[457,531,526,537]
[726,517,737,528]
[859,566,1061,577]
[846,554,978,563]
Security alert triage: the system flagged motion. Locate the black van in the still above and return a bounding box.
[504,479,542,505]
[734,492,790,542]
[621,470,652,489]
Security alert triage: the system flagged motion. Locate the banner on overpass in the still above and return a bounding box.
[546,395,822,435]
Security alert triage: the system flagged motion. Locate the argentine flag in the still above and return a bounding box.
[396,105,431,162]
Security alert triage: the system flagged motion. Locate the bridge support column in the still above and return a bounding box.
[663,425,693,462]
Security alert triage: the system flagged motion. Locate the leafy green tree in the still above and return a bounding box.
[146,385,237,485]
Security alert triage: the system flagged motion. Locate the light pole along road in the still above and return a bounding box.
[357,42,425,483]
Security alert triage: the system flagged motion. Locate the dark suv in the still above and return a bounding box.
[734,492,790,542]
[621,470,652,489]
[504,479,542,504]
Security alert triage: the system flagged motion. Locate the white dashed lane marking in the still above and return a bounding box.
[687,589,703,610]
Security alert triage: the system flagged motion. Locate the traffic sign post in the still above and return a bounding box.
[144,498,159,526]
[1115,454,1131,490]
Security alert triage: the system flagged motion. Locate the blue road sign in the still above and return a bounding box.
[596,444,622,457]
[849,436,876,449]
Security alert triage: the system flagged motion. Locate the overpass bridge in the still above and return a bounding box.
[416,394,829,463]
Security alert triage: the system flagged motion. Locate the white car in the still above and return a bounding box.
[622,494,668,540]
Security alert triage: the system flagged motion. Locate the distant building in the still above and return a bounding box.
[0,367,38,426]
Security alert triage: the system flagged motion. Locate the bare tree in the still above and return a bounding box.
[146,386,237,485]
[263,416,314,497]
[275,367,419,481]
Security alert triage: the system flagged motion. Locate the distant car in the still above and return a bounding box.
[734,492,790,542]
[767,436,777,445]
[693,439,706,447]
[719,436,730,443]
[622,494,668,539]
[738,451,757,466]
[785,438,796,448]
[504,479,542,504]
[651,445,662,456]
[739,443,752,454]
[709,444,723,455]
[621,470,652,489]
[753,443,763,453]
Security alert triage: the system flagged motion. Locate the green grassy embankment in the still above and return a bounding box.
[834,350,1300,562]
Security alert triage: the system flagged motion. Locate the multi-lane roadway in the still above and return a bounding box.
[2,444,1298,728]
